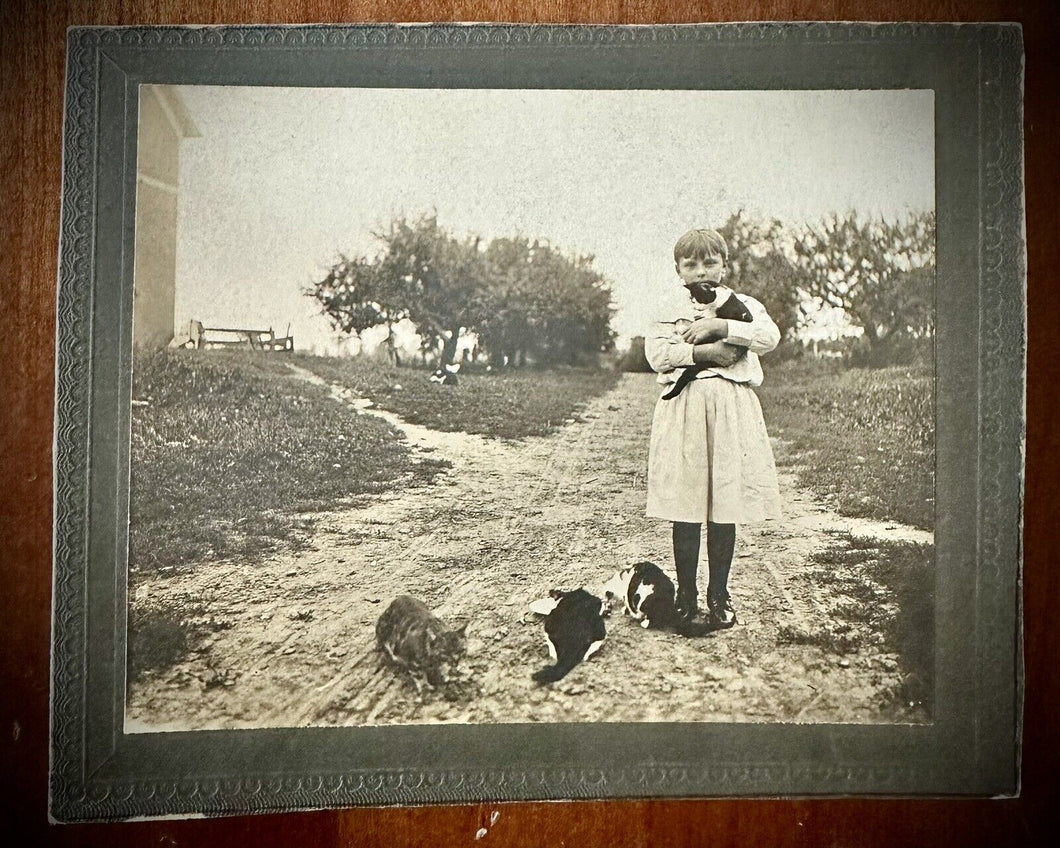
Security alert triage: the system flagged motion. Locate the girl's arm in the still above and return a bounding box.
[682,296,780,355]
[644,323,744,371]
[643,322,694,373]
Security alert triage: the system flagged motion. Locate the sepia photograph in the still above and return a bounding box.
[124,83,937,732]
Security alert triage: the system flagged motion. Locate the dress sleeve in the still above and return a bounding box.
[722,296,781,355]
[644,322,695,373]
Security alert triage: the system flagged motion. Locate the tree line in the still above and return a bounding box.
[723,209,935,366]
[308,214,615,368]
[622,209,936,370]
[309,209,935,370]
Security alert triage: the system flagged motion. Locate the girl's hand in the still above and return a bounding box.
[692,341,746,368]
[681,317,728,345]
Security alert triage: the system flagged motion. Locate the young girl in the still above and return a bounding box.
[644,228,782,627]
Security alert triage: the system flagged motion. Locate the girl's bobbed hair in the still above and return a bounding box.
[673,228,728,265]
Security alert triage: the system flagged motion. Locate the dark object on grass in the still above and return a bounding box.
[532,588,608,684]
[429,363,460,386]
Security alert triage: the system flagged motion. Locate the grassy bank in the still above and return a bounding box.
[128,350,620,681]
[778,532,935,719]
[757,360,934,530]
[293,354,623,440]
[129,349,449,577]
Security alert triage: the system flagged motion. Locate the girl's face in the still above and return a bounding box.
[676,253,725,303]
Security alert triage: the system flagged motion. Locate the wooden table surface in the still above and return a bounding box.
[3,2,1056,845]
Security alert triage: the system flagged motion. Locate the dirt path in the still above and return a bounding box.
[126,371,933,732]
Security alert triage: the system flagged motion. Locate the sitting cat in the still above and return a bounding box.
[661,290,754,400]
[375,595,468,691]
[531,588,608,685]
[429,362,460,386]
[602,562,715,637]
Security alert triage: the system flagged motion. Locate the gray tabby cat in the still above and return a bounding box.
[375,595,468,690]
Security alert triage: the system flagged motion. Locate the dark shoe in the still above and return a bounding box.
[707,593,737,629]
[675,593,699,622]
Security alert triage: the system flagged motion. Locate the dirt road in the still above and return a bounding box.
[126,371,933,732]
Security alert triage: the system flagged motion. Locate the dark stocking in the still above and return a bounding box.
[672,522,702,617]
[706,521,736,602]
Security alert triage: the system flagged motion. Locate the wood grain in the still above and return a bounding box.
[3,2,1056,845]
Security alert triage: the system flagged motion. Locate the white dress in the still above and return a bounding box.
[644,288,783,525]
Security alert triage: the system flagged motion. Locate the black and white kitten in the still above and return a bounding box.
[376,595,468,690]
[662,290,754,400]
[429,362,460,386]
[531,589,608,685]
[602,562,714,637]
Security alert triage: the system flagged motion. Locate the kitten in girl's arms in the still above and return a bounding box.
[662,288,753,400]
[602,562,715,637]
[375,595,468,692]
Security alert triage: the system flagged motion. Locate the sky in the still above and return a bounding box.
[166,86,934,353]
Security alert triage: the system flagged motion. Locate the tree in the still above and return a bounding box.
[717,211,802,346]
[792,211,936,361]
[524,242,615,366]
[309,214,485,366]
[308,254,408,364]
[475,237,540,367]
[374,214,485,367]
[309,215,615,368]
[476,237,615,366]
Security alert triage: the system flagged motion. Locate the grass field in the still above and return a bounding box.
[128,349,450,577]
[778,532,935,717]
[130,350,623,577]
[758,361,935,716]
[757,360,935,530]
[292,354,623,440]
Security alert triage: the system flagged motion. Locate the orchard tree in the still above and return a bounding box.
[522,241,615,366]
[309,254,408,363]
[309,214,615,368]
[477,237,615,366]
[309,214,485,366]
[717,211,802,346]
[476,237,539,366]
[374,214,485,367]
[792,211,936,359]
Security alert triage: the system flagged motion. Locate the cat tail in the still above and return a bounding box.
[661,365,710,400]
[532,655,581,685]
[661,368,695,400]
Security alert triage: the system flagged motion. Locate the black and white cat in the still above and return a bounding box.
[429,362,460,386]
[602,562,714,637]
[662,289,754,400]
[375,595,468,690]
[531,588,608,684]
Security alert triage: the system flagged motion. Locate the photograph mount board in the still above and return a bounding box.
[50,22,1024,820]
